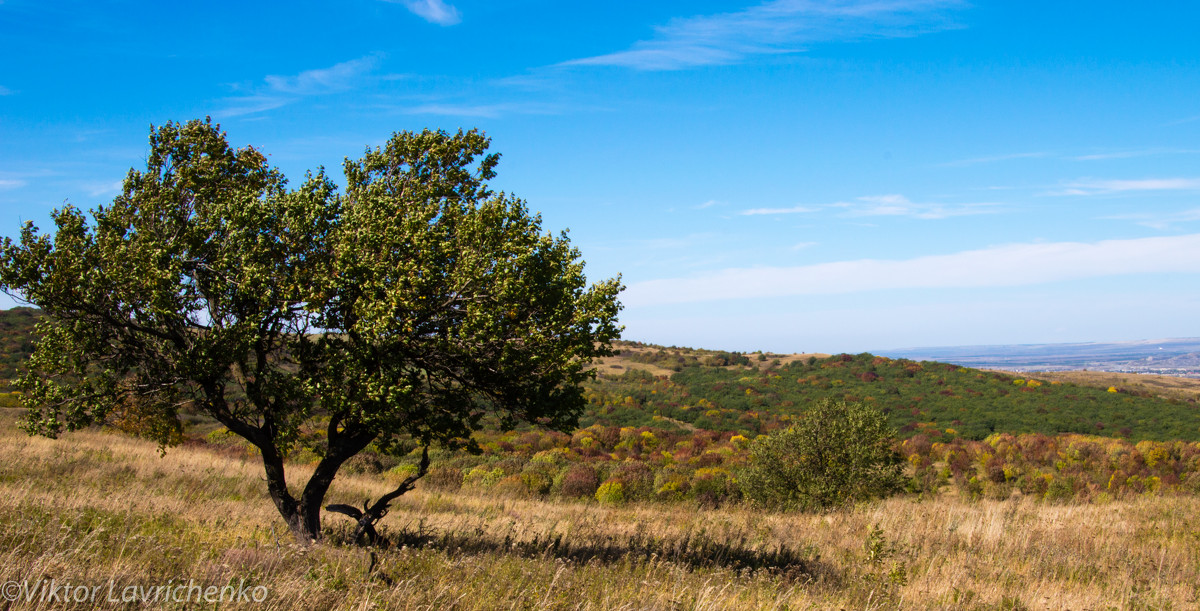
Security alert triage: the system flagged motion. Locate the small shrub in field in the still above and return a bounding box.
[613,461,655,500]
[739,398,905,511]
[556,464,600,498]
[494,474,531,498]
[464,466,504,489]
[422,466,463,491]
[596,480,625,505]
[343,453,387,474]
[690,467,738,507]
[519,471,552,496]
[1044,475,1076,502]
[655,477,688,501]
[1018,472,1049,497]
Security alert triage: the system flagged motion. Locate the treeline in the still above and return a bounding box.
[584,352,1200,442]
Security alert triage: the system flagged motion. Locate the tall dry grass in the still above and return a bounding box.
[2,408,1199,609]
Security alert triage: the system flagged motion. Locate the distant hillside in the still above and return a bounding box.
[881,338,1200,376]
[0,307,40,386]
[4,313,1200,442]
[587,345,1200,442]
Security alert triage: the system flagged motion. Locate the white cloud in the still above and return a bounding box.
[938,151,1047,167]
[388,0,461,26]
[401,102,560,117]
[696,199,722,209]
[1103,208,1200,230]
[1070,148,1200,161]
[216,95,290,118]
[217,56,381,118]
[1047,178,1200,196]
[0,85,12,96]
[624,233,1200,306]
[83,180,124,198]
[836,194,999,219]
[264,56,380,95]
[741,204,818,215]
[1166,114,1200,126]
[0,179,26,190]
[741,194,998,218]
[560,0,963,71]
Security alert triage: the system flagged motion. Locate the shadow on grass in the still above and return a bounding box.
[326,518,838,584]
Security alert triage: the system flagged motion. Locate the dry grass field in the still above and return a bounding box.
[3,408,1200,610]
[1018,370,1200,403]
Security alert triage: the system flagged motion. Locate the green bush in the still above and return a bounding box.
[739,399,905,511]
[595,480,625,505]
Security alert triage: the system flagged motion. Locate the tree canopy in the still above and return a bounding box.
[0,118,623,541]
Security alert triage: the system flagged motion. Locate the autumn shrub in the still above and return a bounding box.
[422,466,464,491]
[464,466,505,489]
[595,479,625,505]
[1017,472,1049,497]
[739,399,905,511]
[556,464,600,499]
[493,474,532,498]
[690,467,738,507]
[612,461,655,500]
[519,471,552,496]
[1044,475,1076,502]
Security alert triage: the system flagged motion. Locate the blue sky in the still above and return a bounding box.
[1,1,1199,353]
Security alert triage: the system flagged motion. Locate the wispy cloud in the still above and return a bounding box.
[1071,148,1200,161]
[741,204,818,215]
[400,101,561,118]
[0,179,26,190]
[835,194,999,219]
[83,180,123,198]
[218,56,381,118]
[1047,178,1200,196]
[740,194,998,218]
[264,56,380,95]
[559,0,964,71]
[696,199,723,209]
[1166,114,1200,127]
[942,149,1197,166]
[1103,208,1200,230]
[217,95,290,118]
[0,85,12,96]
[938,151,1047,167]
[624,233,1200,306]
[386,0,461,26]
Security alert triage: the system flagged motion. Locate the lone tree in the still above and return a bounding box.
[0,118,623,542]
[739,398,905,511]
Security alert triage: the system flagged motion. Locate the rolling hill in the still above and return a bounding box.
[3,309,1200,442]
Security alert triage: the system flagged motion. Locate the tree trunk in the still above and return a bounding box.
[289,431,377,543]
[326,446,430,546]
[256,443,310,540]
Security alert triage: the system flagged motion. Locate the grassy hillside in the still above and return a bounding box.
[4,407,1200,610]
[8,317,1200,607]
[587,346,1200,442]
[6,312,1196,443]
